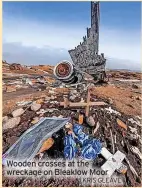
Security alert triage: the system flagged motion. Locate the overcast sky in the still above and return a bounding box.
[2,2,141,71]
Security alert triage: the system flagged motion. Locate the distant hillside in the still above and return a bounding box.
[31,65,54,74]
[2,60,54,75]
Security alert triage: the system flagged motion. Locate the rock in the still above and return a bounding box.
[51,95,57,100]
[138,96,142,100]
[31,117,39,124]
[80,98,85,103]
[45,96,51,101]
[3,117,21,130]
[135,116,142,121]
[92,113,96,119]
[6,85,16,93]
[108,98,113,104]
[58,115,63,118]
[135,96,142,100]
[86,116,95,127]
[65,123,73,129]
[49,90,55,94]
[12,108,25,117]
[6,136,18,145]
[128,118,141,127]
[71,90,78,94]
[2,116,8,123]
[69,95,76,101]
[50,101,58,104]
[36,98,44,104]
[36,109,47,115]
[132,84,139,89]
[105,107,121,116]
[9,63,23,70]
[16,101,32,106]
[31,102,41,111]
[39,113,44,117]
[47,108,57,113]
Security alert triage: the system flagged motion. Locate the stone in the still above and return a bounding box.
[128,118,141,127]
[86,116,95,127]
[47,109,57,113]
[31,117,39,124]
[65,123,73,129]
[80,98,85,103]
[69,95,76,101]
[36,98,44,104]
[132,84,139,89]
[135,96,142,100]
[6,85,16,92]
[108,98,113,104]
[58,115,63,118]
[105,107,121,116]
[51,95,57,100]
[71,90,78,95]
[49,90,55,94]
[6,136,18,145]
[12,108,25,117]
[16,101,32,106]
[2,116,8,123]
[31,102,41,112]
[3,117,21,130]
[36,109,47,114]
[9,63,23,70]
[45,96,51,101]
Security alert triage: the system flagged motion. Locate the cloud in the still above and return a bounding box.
[2,42,71,65]
[3,41,141,71]
[2,14,141,70]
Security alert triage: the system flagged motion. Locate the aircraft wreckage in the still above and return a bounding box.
[54,2,107,84]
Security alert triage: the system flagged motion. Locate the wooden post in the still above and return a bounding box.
[85,87,91,117]
[63,97,69,108]
[60,101,106,107]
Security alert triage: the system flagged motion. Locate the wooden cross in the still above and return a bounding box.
[60,86,107,117]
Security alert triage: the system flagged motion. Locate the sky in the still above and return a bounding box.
[2,1,141,71]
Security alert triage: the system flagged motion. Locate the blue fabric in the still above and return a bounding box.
[76,132,89,145]
[81,138,102,160]
[64,124,102,160]
[73,124,83,135]
[64,134,77,160]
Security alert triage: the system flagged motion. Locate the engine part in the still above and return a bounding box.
[53,60,83,84]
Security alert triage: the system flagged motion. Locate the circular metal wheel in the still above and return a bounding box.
[53,60,74,80]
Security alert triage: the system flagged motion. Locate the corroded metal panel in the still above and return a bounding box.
[68,2,106,75]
